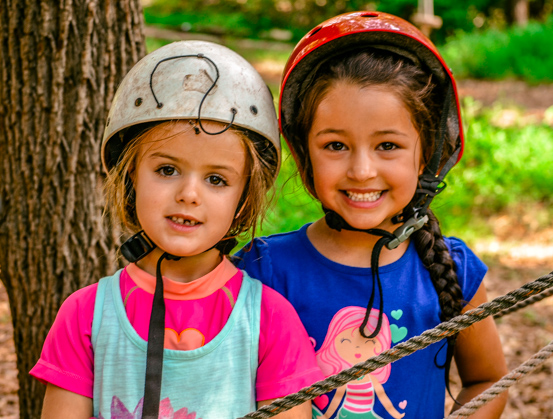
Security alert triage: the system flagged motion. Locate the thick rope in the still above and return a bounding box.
[240,271,553,418]
[445,340,553,418]
[494,285,553,319]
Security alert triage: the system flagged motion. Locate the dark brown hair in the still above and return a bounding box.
[293,49,463,379]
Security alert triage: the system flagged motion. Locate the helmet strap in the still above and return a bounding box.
[120,229,237,264]
[324,208,396,338]
[141,251,179,419]
[120,230,156,263]
[407,81,461,220]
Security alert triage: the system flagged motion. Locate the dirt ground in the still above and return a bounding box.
[0,79,552,418]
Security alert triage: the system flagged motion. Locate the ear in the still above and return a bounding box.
[416,135,426,176]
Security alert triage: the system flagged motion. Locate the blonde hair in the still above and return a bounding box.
[104,120,278,243]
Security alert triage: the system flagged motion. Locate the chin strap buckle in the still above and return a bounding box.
[386,213,429,250]
[120,230,156,263]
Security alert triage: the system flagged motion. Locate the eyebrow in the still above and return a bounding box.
[148,152,180,162]
[207,164,241,176]
[314,128,408,137]
[147,152,241,176]
[373,129,409,137]
[313,128,346,137]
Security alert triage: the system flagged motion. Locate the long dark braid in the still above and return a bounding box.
[413,208,463,393]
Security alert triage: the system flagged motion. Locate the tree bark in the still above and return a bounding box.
[0,1,145,417]
[513,0,529,25]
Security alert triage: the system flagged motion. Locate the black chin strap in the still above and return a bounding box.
[324,209,395,338]
[142,251,180,418]
[120,230,237,263]
[411,83,461,214]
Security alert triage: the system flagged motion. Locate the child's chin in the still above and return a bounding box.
[338,215,386,231]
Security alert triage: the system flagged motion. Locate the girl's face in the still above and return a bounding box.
[308,82,423,232]
[133,121,247,257]
[335,326,381,365]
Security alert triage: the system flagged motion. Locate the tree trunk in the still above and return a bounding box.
[0,1,145,417]
[513,0,529,25]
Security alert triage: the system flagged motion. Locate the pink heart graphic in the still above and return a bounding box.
[399,400,407,410]
[165,328,205,351]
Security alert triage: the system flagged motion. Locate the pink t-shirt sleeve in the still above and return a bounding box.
[29,284,97,398]
[257,285,324,401]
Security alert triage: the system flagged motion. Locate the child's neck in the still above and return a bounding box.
[136,248,223,284]
[306,218,410,268]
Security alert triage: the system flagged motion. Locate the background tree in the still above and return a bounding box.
[142,0,553,43]
[0,1,145,417]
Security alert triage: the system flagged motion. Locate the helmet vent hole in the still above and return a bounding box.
[361,12,378,18]
[308,26,323,37]
[250,105,258,115]
[135,98,143,106]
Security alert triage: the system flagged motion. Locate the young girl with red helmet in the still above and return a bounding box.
[30,40,323,419]
[235,12,508,418]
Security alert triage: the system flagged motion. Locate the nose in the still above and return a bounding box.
[176,176,201,205]
[346,150,377,182]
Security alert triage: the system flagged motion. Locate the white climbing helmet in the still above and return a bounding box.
[101,40,280,173]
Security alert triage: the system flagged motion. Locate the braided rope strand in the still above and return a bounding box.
[240,271,553,419]
[445,340,553,418]
[494,286,553,319]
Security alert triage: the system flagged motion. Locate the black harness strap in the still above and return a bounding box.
[324,209,395,338]
[141,252,176,419]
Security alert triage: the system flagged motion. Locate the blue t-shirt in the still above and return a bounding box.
[234,224,486,419]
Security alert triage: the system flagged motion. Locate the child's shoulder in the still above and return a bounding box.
[256,224,308,244]
[247,224,310,254]
[443,235,468,249]
[443,236,481,262]
[64,282,99,306]
[442,236,487,302]
[233,225,309,271]
[59,269,123,316]
[55,282,99,319]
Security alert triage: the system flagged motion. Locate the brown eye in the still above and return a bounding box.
[207,175,227,186]
[380,142,397,151]
[157,166,176,176]
[327,142,346,151]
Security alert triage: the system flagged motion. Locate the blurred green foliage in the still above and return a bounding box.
[432,99,553,239]
[254,99,553,242]
[440,17,553,82]
[144,0,553,82]
[143,0,553,44]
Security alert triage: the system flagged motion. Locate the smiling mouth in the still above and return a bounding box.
[345,191,382,202]
[170,216,200,226]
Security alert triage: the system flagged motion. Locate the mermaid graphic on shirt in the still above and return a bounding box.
[313,307,405,419]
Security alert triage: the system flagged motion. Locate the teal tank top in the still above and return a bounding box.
[91,269,262,419]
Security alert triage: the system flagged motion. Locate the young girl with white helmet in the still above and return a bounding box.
[235,12,508,418]
[31,40,323,419]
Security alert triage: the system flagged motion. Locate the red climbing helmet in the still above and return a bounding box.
[279,11,464,229]
[279,10,464,169]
